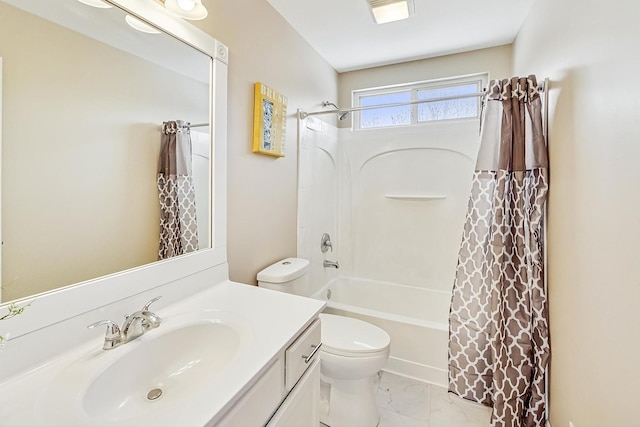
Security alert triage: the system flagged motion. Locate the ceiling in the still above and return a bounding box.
[267,0,535,73]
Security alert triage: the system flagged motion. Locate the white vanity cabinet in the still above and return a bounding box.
[215,318,322,427]
[0,282,326,426]
[267,359,320,427]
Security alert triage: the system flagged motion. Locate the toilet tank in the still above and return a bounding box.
[257,258,310,296]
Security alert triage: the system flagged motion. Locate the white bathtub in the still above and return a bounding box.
[312,276,451,386]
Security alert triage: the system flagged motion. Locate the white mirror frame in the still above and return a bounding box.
[0,0,228,340]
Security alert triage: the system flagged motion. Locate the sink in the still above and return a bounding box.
[37,310,253,425]
[84,322,240,421]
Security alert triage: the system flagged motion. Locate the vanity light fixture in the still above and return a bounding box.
[77,0,112,8]
[125,14,162,34]
[163,0,208,20]
[368,0,414,24]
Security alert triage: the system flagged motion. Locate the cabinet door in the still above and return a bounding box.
[267,359,320,427]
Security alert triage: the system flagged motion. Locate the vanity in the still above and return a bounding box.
[0,277,325,426]
[0,0,324,425]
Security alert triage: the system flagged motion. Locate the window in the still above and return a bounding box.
[353,74,488,130]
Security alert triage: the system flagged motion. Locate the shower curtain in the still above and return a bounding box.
[448,76,549,426]
[157,120,199,259]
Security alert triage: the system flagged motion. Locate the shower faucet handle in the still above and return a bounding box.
[320,233,333,253]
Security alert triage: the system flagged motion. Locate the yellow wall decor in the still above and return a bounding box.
[253,82,287,157]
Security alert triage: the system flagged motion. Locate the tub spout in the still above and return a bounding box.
[323,260,339,269]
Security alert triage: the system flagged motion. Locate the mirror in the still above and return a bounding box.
[0,0,212,303]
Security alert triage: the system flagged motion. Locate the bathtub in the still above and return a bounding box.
[312,276,451,387]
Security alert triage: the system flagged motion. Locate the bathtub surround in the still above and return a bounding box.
[298,120,479,292]
[298,105,479,386]
[157,120,199,259]
[297,119,340,294]
[190,130,211,250]
[449,76,549,426]
[297,47,516,395]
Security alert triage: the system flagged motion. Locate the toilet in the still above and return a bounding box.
[257,258,390,427]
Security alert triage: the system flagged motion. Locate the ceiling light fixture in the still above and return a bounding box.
[77,0,112,8]
[368,0,414,24]
[163,0,208,20]
[125,14,162,34]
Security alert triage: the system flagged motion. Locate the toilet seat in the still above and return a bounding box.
[319,313,390,357]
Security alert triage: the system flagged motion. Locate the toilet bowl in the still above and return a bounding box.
[257,258,391,427]
[319,313,390,427]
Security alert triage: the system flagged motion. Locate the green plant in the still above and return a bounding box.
[0,302,32,344]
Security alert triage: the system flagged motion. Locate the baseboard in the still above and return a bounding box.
[383,356,448,387]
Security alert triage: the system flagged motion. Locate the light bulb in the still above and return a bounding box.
[125,15,161,34]
[164,0,208,20]
[77,0,112,8]
[176,0,196,11]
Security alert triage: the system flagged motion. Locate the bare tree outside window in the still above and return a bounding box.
[417,83,479,122]
[354,76,486,130]
[360,92,411,128]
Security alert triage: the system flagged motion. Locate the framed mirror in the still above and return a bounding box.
[0,0,227,313]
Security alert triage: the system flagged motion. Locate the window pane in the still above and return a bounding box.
[417,83,479,122]
[360,92,411,128]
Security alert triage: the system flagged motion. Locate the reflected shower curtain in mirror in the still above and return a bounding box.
[157,120,199,259]
[448,76,549,426]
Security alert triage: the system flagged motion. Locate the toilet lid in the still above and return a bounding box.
[319,313,390,356]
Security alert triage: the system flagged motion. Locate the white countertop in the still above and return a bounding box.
[0,280,325,426]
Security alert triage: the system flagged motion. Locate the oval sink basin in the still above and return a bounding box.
[37,310,253,425]
[84,322,239,421]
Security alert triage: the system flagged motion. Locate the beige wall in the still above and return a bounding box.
[192,0,339,285]
[338,45,513,128]
[513,0,640,425]
[1,3,209,301]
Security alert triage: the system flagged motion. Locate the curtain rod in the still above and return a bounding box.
[162,122,210,128]
[298,81,547,120]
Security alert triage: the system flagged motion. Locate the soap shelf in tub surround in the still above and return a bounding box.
[384,194,447,201]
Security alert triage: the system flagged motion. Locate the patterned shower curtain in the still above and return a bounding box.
[448,76,549,426]
[157,120,199,259]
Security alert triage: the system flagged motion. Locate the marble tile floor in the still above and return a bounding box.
[375,371,491,427]
[322,371,492,427]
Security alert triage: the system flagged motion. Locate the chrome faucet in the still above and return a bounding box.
[323,260,339,269]
[88,296,162,350]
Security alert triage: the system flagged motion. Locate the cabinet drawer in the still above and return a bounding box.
[285,318,321,391]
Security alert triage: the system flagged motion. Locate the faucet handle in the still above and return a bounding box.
[141,296,163,329]
[88,320,122,350]
[142,296,162,311]
[88,320,121,342]
[320,233,333,253]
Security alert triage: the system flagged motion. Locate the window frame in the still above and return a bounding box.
[352,73,489,131]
